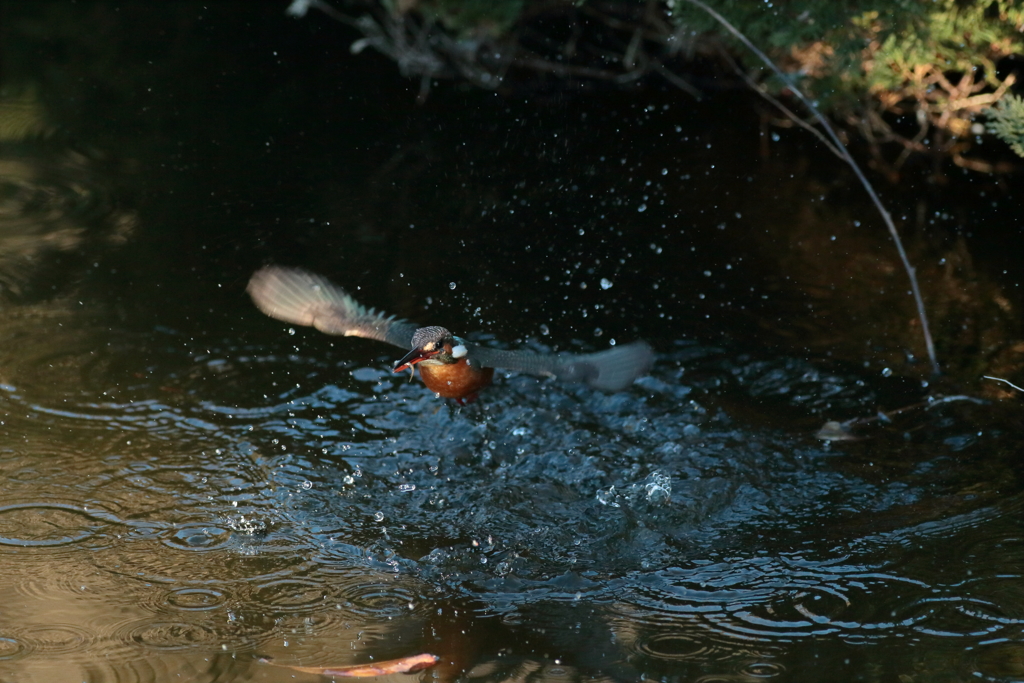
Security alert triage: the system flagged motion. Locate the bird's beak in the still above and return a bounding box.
[393,347,434,374]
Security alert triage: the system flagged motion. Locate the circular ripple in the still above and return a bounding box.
[954,577,1024,625]
[906,596,1007,638]
[541,665,569,678]
[124,620,218,651]
[634,632,715,661]
[722,579,898,639]
[164,587,226,612]
[93,540,313,587]
[335,582,419,620]
[738,661,786,678]
[12,563,106,603]
[0,635,31,661]
[0,503,104,547]
[160,524,233,551]
[253,578,331,613]
[21,623,92,655]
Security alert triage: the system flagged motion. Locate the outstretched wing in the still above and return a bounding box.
[248,266,654,391]
[247,266,418,350]
[468,341,654,392]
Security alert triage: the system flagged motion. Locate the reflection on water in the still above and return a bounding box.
[0,3,1021,682]
[0,313,436,680]
[0,144,134,298]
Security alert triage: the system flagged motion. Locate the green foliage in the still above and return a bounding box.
[664,0,1022,107]
[987,95,1024,159]
[327,0,1024,160]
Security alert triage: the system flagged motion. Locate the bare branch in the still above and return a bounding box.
[683,0,940,374]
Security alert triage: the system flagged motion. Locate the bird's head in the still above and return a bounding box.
[393,326,468,372]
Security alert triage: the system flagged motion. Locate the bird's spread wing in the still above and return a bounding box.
[249,266,654,390]
[247,266,418,350]
[468,341,654,392]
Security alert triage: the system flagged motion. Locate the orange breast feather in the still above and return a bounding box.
[418,359,494,399]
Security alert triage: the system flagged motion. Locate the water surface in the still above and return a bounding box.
[0,3,1022,682]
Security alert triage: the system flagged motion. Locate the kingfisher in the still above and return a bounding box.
[247,266,653,401]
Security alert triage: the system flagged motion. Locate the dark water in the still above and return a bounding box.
[0,2,1022,682]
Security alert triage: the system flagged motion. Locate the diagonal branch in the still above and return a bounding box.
[684,0,940,375]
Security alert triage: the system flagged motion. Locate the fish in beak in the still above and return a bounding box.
[393,343,441,374]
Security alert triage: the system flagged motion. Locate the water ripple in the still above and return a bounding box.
[0,634,31,661]
[633,631,724,661]
[163,587,226,612]
[120,620,219,651]
[253,577,332,613]
[737,660,786,678]
[20,622,93,655]
[334,581,420,620]
[159,523,235,552]
[0,501,109,548]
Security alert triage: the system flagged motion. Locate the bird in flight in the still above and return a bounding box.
[247,266,653,401]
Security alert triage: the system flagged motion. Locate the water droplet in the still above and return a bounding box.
[644,475,672,505]
[449,282,456,290]
[600,278,613,290]
[596,487,620,507]
[539,324,550,336]
[637,203,647,213]
[882,367,893,377]
[300,480,313,490]
[373,512,385,522]
[594,328,603,337]
[287,328,296,336]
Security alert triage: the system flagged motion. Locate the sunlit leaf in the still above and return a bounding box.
[259,653,440,677]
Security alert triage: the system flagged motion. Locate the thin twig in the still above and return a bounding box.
[512,54,638,81]
[716,48,843,159]
[983,376,1024,393]
[651,62,703,99]
[684,0,940,375]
